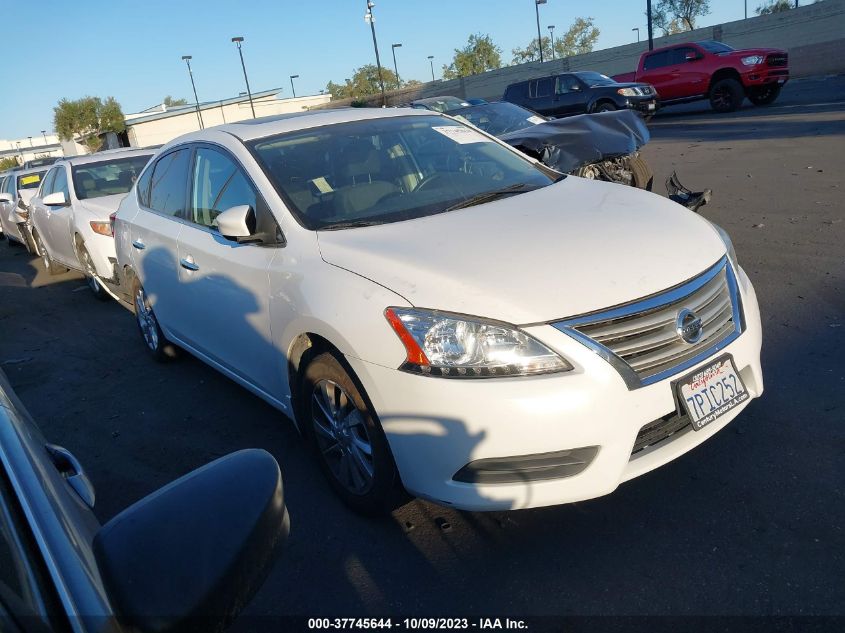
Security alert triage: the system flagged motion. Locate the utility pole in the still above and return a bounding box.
[647,0,654,51]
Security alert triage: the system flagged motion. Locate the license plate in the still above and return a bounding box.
[778,79,786,84]
[677,356,749,431]
[647,102,656,111]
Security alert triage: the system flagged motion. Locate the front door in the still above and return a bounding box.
[553,74,589,115]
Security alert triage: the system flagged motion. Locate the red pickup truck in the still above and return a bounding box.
[613,40,789,113]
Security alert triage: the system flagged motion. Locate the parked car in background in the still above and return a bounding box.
[0,367,288,633]
[503,71,659,118]
[612,40,789,113]
[29,149,153,299]
[451,101,654,190]
[114,108,763,514]
[0,166,47,252]
[409,95,471,112]
[23,156,63,169]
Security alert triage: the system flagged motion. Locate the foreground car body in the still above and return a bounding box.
[0,368,288,632]
[115,108,763,512]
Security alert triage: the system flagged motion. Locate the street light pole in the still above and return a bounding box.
[41,130,48,144]
[28,136,33,147]
[290,75,299,98]
[181,55,204,129]
[535,0,547,63]
[548,25,555,59]
[632,27,640,42]
[646,0,654,51]
[391,43,402,85]
[364,1,387,106]
[231,37,256,118]
[427,55,435,81]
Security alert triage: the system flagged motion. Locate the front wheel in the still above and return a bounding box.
[747,84,781,106]
[301,351,404,514]
[132,279,179,361]
[709,78,744,113]
[78,244,109,301]
[595,102,617,113]
[32,231,67,275]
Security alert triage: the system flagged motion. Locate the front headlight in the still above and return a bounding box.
[384,307,572,378]
[710,222,739,271]
[741,55,764,66]
[617,87,639,97]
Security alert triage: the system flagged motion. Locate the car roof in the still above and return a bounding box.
[15,165,48,177]
[58,147,155,167]
[169,107,437,144]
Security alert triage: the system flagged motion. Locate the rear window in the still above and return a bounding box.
[17,171,45,190]
[643,50,671,71]
[71,155,152,200]
[504,82,529,101]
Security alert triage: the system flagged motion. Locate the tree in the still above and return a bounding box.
[53,96,125,153]
[442,34,502,79]
[163,95,188,107]
[325,65,401,100]
[652,0,711,33]
[511,18,600,63]
[0,157,19,170]
[756,0,792,14]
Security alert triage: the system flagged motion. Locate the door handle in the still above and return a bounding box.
[132,239,146,250]
[180,257,199,271]
[45,444,96,508]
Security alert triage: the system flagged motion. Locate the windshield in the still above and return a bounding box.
[575,71,617,86]
[414,97,471,113]
[71,155,152,200]
[696,40,734,53]
[452,102,546,137]
[17,171,46,190]
[248,115,556,230]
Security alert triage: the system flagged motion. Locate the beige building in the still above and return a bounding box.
[0,134,64,166]
[124,89,332,148]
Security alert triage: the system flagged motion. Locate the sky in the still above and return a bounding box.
[2,0,771,139]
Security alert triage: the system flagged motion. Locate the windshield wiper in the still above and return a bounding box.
[444,183,534,212]
[320,219,386,231]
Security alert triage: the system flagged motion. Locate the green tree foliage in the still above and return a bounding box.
[163,95,189,107]
[756,0,793,14]
[652,0,711,32]
[442,34,502,79]
[0,157,19,170]
[53,96,125,153]
[325,65,401,99]
[512,18,600,63]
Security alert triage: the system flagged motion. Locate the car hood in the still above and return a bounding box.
[77,193,128,218]
[317,177,726,324]
[721,47,785,57]
[500,109,650,173]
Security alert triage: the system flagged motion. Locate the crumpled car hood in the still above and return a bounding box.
[499,109,650,173]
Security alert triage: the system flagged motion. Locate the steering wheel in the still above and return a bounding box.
[413,172,448,192]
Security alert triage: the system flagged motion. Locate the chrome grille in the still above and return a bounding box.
[767,53,788,67]
[552,258,743,389]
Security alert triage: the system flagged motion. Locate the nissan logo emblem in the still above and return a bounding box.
[676,309,703,344]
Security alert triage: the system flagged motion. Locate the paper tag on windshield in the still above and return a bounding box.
[527,116,546,125]
[432,126,490,144]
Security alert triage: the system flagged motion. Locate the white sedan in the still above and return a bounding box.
[114,108,763,513]
[29,149,153,299]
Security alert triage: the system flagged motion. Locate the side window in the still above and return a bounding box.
[531,77,553,98]
[149,149,191,217]
[643,50,671,71]
[672,47,697,65]
[136,163,154,208]
[555,75,579,94]
[40,168,58,197]
[51,168,69,199]
[189,147,257,229]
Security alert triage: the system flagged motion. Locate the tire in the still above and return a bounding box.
[627,155,654,191]
[78,243,109,301]
[747,84,781,106]
[595,102,617,113]
[300,351,404,514]
[18,224,36,254]
[132,278,179,361]
[32,231,67,275]
[709,78,744,113]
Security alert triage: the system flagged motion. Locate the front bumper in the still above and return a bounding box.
[348,266,763,511]
[743,67,789,87]
[626,97,660,115]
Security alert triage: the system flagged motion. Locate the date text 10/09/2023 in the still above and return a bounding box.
[308,618,529,630]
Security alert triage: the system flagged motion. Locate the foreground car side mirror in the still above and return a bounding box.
[93,449,289,633]
[43,191,68,206]
[216,204,254,239]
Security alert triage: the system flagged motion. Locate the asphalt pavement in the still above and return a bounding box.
[0,77,842,624]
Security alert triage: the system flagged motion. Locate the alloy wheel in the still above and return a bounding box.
[81,249,100,293]
[310,379,375,495]
[134,286,159,351]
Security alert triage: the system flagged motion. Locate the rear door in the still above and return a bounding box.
[130,147,192,339]
[176,144,282,396]
[526,77,557,116]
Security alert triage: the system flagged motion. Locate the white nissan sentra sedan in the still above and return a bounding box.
[114,108,763,513]
[29,149,154,299]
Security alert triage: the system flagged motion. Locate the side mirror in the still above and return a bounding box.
[93,449,288,633]
[0,193,12,204]
[571,84,582,91]
[43,191,67,206]
[685,51,700,61]
[216,204,254,240]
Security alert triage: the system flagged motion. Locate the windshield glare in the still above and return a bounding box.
[576,72,616,86]
[696,40,735,53]
[249,115,555,230]
[71,155,152,200]
[452,103,545,136]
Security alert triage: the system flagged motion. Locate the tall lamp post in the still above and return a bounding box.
[535,0,547,63]
[646,0,654,51]
[548,25,556,60]
[364,1,387,106]
[427,55,435,81]
[632,27,640,42]
[290,74,299,98]
[181,55,204,129]
[231,36,256,118]
[41,130,48,144]
[391,43,402,85]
